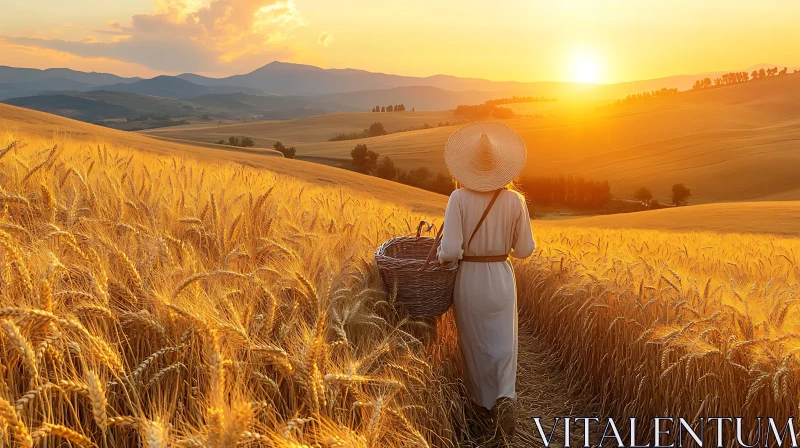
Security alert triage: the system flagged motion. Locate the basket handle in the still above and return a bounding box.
[420,224,445,270]
[415,220,435,237]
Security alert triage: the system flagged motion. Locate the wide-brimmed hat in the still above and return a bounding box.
[444,122,527,192]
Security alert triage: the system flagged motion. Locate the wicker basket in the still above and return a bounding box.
[375,221,458,317]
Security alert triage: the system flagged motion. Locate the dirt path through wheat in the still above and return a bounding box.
[509,325,600,447]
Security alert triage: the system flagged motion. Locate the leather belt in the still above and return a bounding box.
[461,254,509,263]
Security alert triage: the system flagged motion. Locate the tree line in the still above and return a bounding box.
[371,104,408,112]
[217,136,255,147]
[612,87,679,106]
[454,103,515,120]
[693,66,792,90]
[348,140,694,212]
[350,145,621,210]
[350,144,454,194]
[633,184,691,207]
[329,122,389,141]
[484,96,557,106]
[610,66,797,109]
[517,175,611,210]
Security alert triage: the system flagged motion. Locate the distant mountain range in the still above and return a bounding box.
[6,61,796,101]
[93,76,264,99]
[175,61,727,98]
[1,61,797,124]
[0,66,139,100]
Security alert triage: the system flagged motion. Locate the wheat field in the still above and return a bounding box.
[516,226,800,436]
[2,109,799,447]
[0,129,474,447]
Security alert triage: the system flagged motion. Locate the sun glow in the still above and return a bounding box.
[570,51,603,84]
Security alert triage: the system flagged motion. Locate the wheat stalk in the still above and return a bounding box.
[0,396,33,447]
[31,423,92,447]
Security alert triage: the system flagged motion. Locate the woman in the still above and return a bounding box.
[437,122,536,439]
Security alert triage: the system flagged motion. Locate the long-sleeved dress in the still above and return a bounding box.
[437,188,536,410]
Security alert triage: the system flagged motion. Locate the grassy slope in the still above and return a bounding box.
[8,104,800,237]
[2,94,138,121]
[0,104,448,215]
[151,73,800,204]
[548,201,800,236]
[141,110,463,147]
[77,91,190,116]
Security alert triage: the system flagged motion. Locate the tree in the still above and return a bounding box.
[634,187,653,203]
[429,172,455,194]
[240,136,255,147]
[376,156,397,180]
[351,144,379,174]
[380,106,386,113]
[272,141,296,158]
[408,167,431,186]
[368,122,387,137]
[491,107,515,119]
[671,183,692,206]
[228,136,240,146]
[751,70,758,80]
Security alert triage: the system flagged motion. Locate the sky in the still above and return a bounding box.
[1,0,799,83]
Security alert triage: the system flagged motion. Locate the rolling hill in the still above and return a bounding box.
[177,71,798,205]
[316,86,509,111]
[2,90,361,125]
[0,103,447,215]
[188,92,360,118]
[1,91,200,121]
[141,110,464,147]
[2,94,138,121]
[6,103,800,239]
[0,66,139,100]
[549,201,800,237]
[179,61,747,100]
[93,75,263,98]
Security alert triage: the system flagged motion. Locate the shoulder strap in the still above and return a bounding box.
[466,189,502,251]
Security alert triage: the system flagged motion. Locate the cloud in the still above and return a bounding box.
[0,36,163,78]
[2,0,308,74]
[318,31,334,47]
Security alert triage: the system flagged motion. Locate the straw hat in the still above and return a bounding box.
[444,122,527,192]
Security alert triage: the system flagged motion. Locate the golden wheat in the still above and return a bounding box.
[0,130,459,447]
[514,224,800,436]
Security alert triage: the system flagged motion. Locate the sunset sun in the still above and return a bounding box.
[571,51,603,83]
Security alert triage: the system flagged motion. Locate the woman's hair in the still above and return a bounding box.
[454,178,524,197]
[504,179,523,195]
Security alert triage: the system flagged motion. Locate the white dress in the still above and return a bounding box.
[437,188,536,410]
